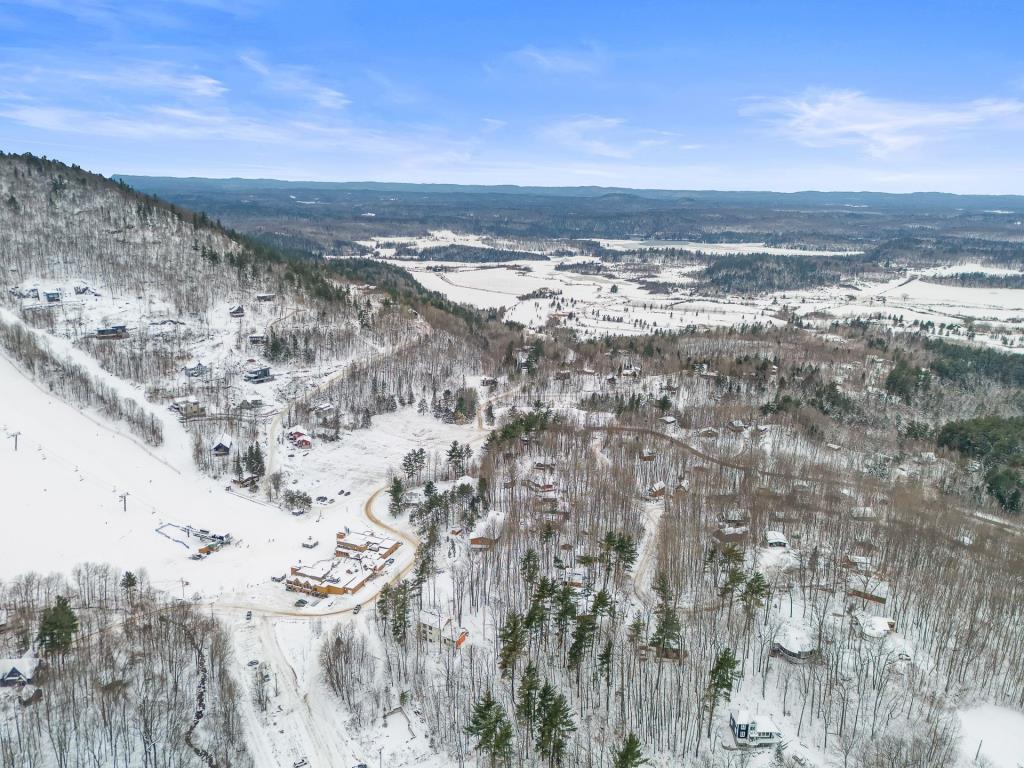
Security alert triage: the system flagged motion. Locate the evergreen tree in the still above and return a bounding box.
[120,570,138,594]
[37,595,78,655]
[388,476,405,517]
[466,690,514,768]
[535,684,575,767]
[516,662,541,738]
[612,733,647,768]
[706,648,740,737]
[520,549,540,586]
[498,612,527,695]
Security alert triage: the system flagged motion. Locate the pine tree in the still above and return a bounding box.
[516,662,541,738]
[612,733,647,768]
[535,684,575,767]
[706,648,740,738]
[120,570,137,593]
[466,690,514,768]
[37,595,78,656]
[388,476,405,517]
[498,612,527,696]
[520,549,540,586]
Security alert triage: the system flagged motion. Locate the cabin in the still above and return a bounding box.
[640,448,657,462]
[712,525,749,545]
[533,457,557,472]
[183,362,208,378]
[0,658,39,687]
[850,506,877,521]
[229,305,245,318]
[211,434,233,456]
[248,334,268,345]
[525,474,557,493]
[621,365,641,378]
[723,509,750,525]
[244,366,273,383]
[95,324,128,339]
[764,531,789,549]
[772,621,817,661]
[648,481,666,499]
[851,612,896,638]
[659,415,677,425]
[255,293,276,302]
[729,710,782,747]
[841,553,873,573]
[480,376,498,388]
[294,435,312,449]
[43,290,61,303]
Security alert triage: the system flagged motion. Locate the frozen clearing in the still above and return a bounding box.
[959,705,1024,768]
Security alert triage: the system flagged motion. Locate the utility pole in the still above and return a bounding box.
[119,492,129,511]
[7,431,20,451]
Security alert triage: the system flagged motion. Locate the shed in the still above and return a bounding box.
[764,530,789,548]
[229,305,245,318]
[212,434,233,456]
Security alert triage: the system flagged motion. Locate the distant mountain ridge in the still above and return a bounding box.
[116,175,1024,211]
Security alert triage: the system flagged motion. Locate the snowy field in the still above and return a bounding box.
[381,252,1024,350]
[959,705,1024,768]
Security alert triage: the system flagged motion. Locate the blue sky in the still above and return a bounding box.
[1,0,1023,192]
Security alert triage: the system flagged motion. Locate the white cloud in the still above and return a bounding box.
[481,117,507,133]
[745,88,1024,156]
[239,52,349,109]
[541,116,675,159]
[512,45,604,74]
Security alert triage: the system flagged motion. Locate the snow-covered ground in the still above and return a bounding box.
[959,705,1024,768]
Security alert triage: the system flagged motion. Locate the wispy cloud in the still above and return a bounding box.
[541,115,674,159]
[745,88,1024,156]
[511,44,605,74]
[240,52,348,109]
[481,117,507,133]
[0,58,226,99]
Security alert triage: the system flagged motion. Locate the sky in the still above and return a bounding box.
[1,0,1023,193]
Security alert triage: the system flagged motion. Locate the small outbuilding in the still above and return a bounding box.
[212,434,233,456]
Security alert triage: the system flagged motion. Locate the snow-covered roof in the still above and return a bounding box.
[855,613,894,638]
[0,657,39,681]
[764,530,788,545]
[454,475,475,489]
[213,434,232,448]
[775,620,816,655]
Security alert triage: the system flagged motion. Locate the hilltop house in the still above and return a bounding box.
[729,710,782,747]
[418,611,469,650]
[772,620,817,662]
[0,658,39,687]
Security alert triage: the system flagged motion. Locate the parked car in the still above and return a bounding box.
[316,495,328,503]
[386,558,395,566]
[293,759,309,768]
[247,659,259,667]
[352,604,362,615]
[246,610,252,621]
[294,598,308,608]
